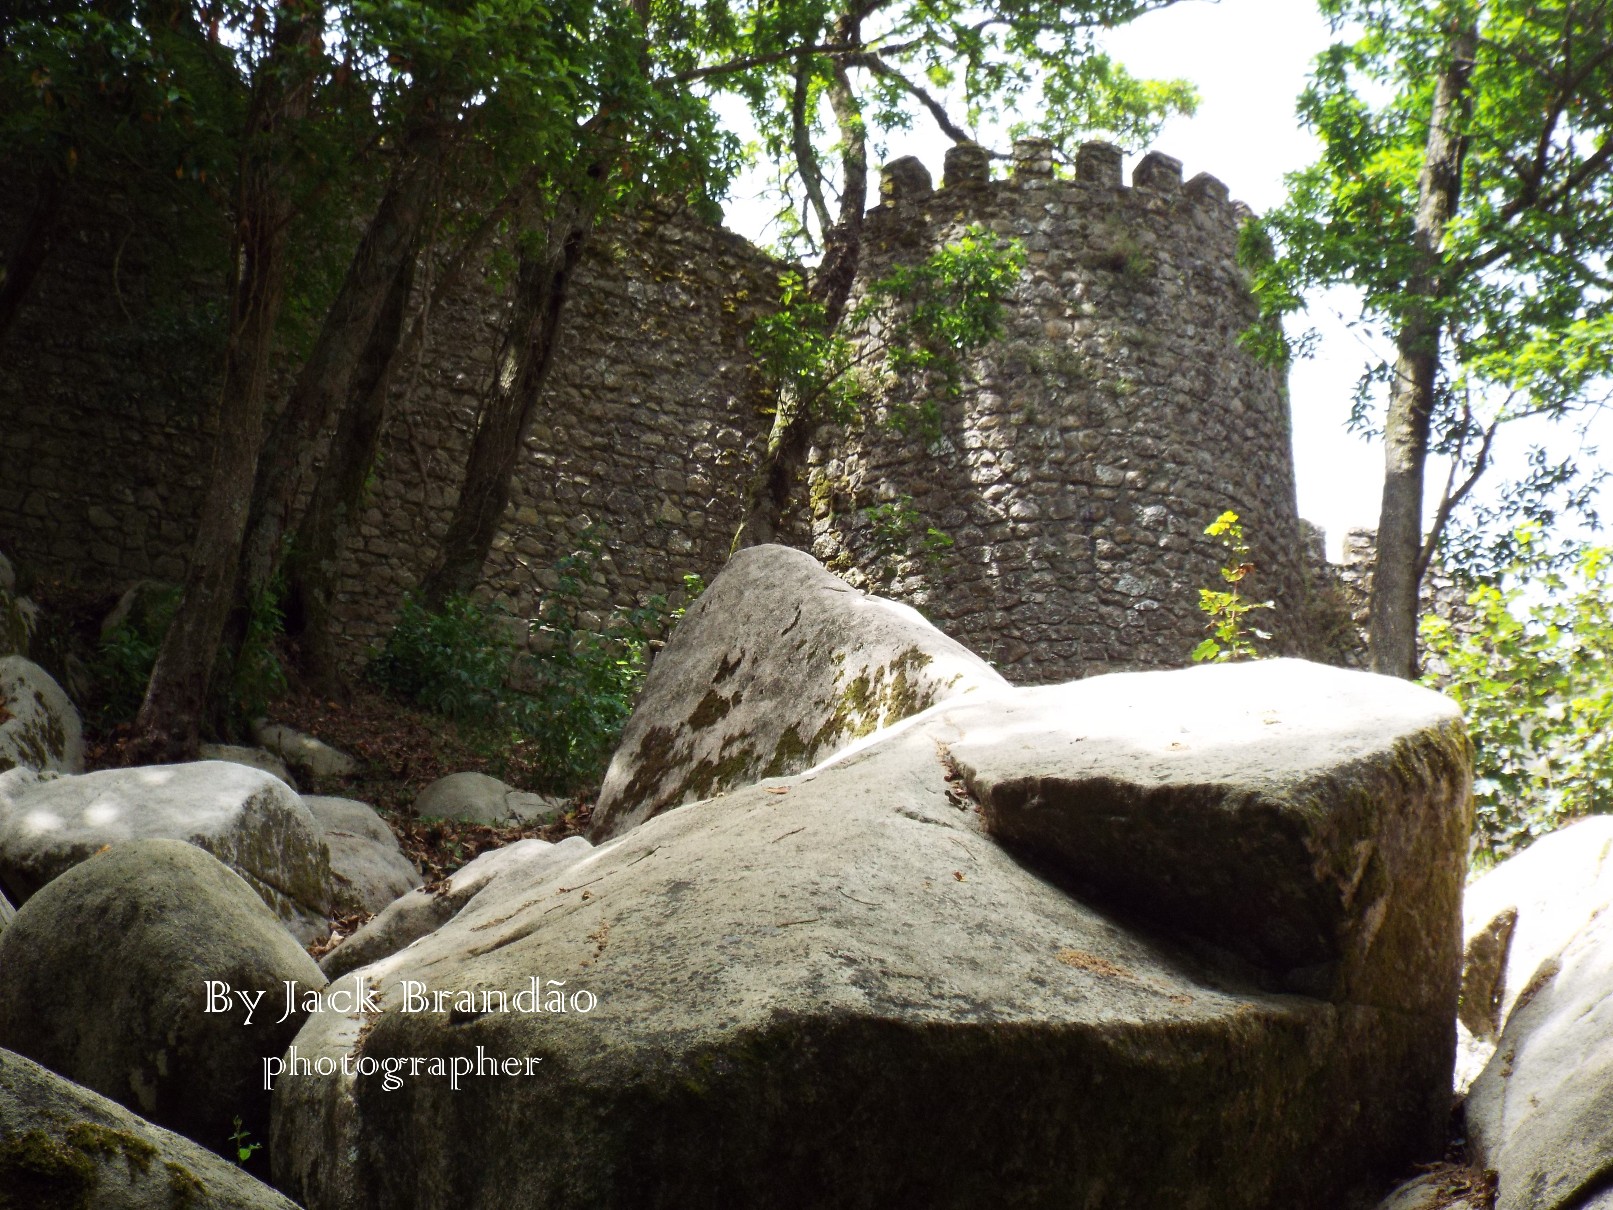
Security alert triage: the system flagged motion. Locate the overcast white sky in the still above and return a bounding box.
[716,0,1609,562]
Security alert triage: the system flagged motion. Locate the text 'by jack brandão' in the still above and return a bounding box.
[202,974,599,1091]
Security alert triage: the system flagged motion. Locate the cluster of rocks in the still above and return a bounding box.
[2,543,1610,1209]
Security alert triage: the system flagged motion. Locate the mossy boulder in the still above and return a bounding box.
[0,656,83,775]
[274,660,1470,1209]
[591,543,1007,840]
[0,840,325,1163]
[0,1045,298,1209]
[0,761,332,941]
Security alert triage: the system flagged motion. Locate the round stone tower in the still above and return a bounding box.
[800,138,1313,681]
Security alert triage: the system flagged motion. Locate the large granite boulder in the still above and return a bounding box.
[1467,855,1613,1210]
[1455,816,1613,1091]
[252,720,360,780]
[0,655,83,775]
[0,1046,300,1209]
[196,743,298,790]
[0,840,325,1161]
[413,771,567,826]
[318,835,593,980]
[303,795,422,917]
[0,762,333,941]
[274,658,1470,1210]
[591,543,1008,839]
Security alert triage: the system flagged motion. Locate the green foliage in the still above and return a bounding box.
[749,225,1027,438]
[1422,527,1613,864]
[1248,0,1613,535]
[228,1117,260,1167]
[369,535,686,792]
[93,587,181,728]
[862,494,953,571]
[1191,511,1273,664]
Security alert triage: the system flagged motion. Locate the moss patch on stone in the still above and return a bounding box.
[0,1128,97,1210]
[63,1121,157,1174]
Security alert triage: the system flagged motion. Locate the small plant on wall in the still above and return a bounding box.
[1192,510,1274,663]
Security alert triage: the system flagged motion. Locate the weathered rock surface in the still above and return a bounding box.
[0,655,83,774]
[413,771,566,826]
[303,795,421,917]
[196,743,298,790]
[591,543,1008,839]
[1468,897,1613,1210]
[253,720,360,779]
[1455,816,1613,1091]
[0,762,333,941]
[0,840,325,1161]
[0,1046,300,1209]
[950,659,1472,1025]
[318,835,593,980]
[276,660,1470,1210]
[1372,1172,1483,1210]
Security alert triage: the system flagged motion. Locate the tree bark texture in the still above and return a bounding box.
[1368,16,1478,680]
[132,0,320,756]
[237,125,442,599]
[286,250,417,693]
[416,187,599,608]
[733,39,868,551]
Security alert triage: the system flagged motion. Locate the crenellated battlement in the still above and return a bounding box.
[870,139,1241,229]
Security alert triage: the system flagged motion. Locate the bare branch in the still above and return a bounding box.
[844,52,974,145]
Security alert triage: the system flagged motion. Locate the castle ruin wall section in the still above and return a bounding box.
[796,140,1313,680]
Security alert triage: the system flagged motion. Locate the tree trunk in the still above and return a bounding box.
[286,250,417,694]
[733,44,868,550]
[131,1,320,758]
[415,188,599,608]
[0,170,65,347]
[237,126,441,599]
[1368,16,1478,680]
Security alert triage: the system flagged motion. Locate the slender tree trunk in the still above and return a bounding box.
[415,188,599,608]
[0,170,65,346]
[733,40,868,550]
[237,126,442,599]
[1368,16,1478,679]
[131,0,320,758]
[286,250,417,693]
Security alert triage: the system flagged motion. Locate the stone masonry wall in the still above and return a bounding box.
[1,146,1323,682]
[798,140,1312,681]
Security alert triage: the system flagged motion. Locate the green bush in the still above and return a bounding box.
[1422,528,1613,865]
[92,586,181,726]
[368,538,698,793]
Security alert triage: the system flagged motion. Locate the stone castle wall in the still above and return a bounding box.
[800,140,1312,680]
[1,145,1324,680]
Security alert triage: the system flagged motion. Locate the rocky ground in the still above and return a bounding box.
[1,544,1610,1209]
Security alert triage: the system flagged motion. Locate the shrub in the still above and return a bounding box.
[1421,528,1613,864]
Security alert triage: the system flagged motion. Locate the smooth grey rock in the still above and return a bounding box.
[591,543,1008,840]
[413,771,564,826]
[949,660,1472,1030]
[275,662,1470,1210]
[303,795,421,916]
[1469,904,1613,1210]
[0,655,83,774]
[0,840,325,1162]
[0,1046,300,1208]
[1456,816,1613,1092]
[317,836,592,980]
[0,762,333,941]
[252,720,359,779]
[196,743,298,790]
